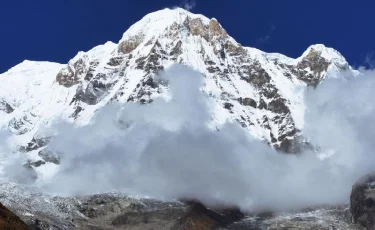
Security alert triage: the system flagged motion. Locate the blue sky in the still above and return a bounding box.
[1,0,374,73]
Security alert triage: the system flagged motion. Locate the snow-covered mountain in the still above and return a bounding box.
[0,8,354,175]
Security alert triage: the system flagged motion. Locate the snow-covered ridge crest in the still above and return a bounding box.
[0,7,356,180]
[120,8,211,42]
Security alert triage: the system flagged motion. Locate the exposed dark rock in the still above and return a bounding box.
[0,202,28,230]
[187,18,209,41]
[135,41,165,74]
[261,84,279,99]
[135,56,147,69]
[84,61,99,81]
[350,173,375,228]
[56,67,75,87]
[29,219,51,230]
[8,116,32,135]
[173,202,244,230]
[170,40,183,56]
[19,136,51,153]
[284,48,331,87]
[72,195,187,229]
[275,137,301,154]
[38,148,61,165]
[299,49,330,76]
[267,98,290,114]
[76,88,98,105]
[139,98,147,104]
[258,99,267,110]
[238,97,257,108]
[270,132,277,143]
[83,72,94,81]
[207,66,220,73]
[56,58,88,87]
[27,160,46,168]
[119,36,143,54]
[75,75,113,105]
[204,60,216,65]
[225,41,245,56]
[142,77,158,88]
[220,46,226,59]
[70,106,83,119]
[240,62,272,88]
[224,102,234,110]
[209,19,227,39]
[107,57,124,66]
[0,101,14,114]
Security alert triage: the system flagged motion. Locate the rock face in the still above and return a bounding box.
[0,100,14,114]
[0,8,357,179]
[350,173,375,228]
[173,202,244,230]
[0,202,28,230]
[0,183,245,230]
[0,183,358,230]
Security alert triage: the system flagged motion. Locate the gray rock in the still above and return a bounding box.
[38,148,61,165]
[238,97,257,108]
[19,136,52,153]
[350,173,375,228]
[0,100,14,113]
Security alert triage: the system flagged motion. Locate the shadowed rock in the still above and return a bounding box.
[119,35,143,54]
[173,202,244,230]
[350,173,375,228]
[0,202,28,230]
[0,100,14,114]
[57,58,88,87]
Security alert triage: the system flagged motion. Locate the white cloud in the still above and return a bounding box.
[365,51,375,68]
[3,65,375,213]
[182,0,196,11]
[258,25,276,45]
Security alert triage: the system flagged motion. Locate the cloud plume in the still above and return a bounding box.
[3,64,375,213]
[181,0,196,11]
[258,25,276,45]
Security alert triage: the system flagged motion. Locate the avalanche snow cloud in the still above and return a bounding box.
[16,65,375,212]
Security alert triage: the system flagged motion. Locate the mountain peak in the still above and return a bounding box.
[118,8,225,47]
[300,44,347,64]
[143,7,210,24]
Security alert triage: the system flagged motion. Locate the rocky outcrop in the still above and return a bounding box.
[119,35,143,54]
[295,48,331,87]
[38,148,61,165]
[0,202,28,230]
[209,19,227,39]
[350,173,375,228]
[8,116,32,135]
[0,100,14,114]
[19,136,51,153]
[173,202,243,230]
[187,18,209,41]
[238,97,257,108]
[56,57,88,87]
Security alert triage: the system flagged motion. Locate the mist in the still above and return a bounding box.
[6,64,375,212]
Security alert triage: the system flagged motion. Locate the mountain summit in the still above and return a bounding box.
[0,8,354,176]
